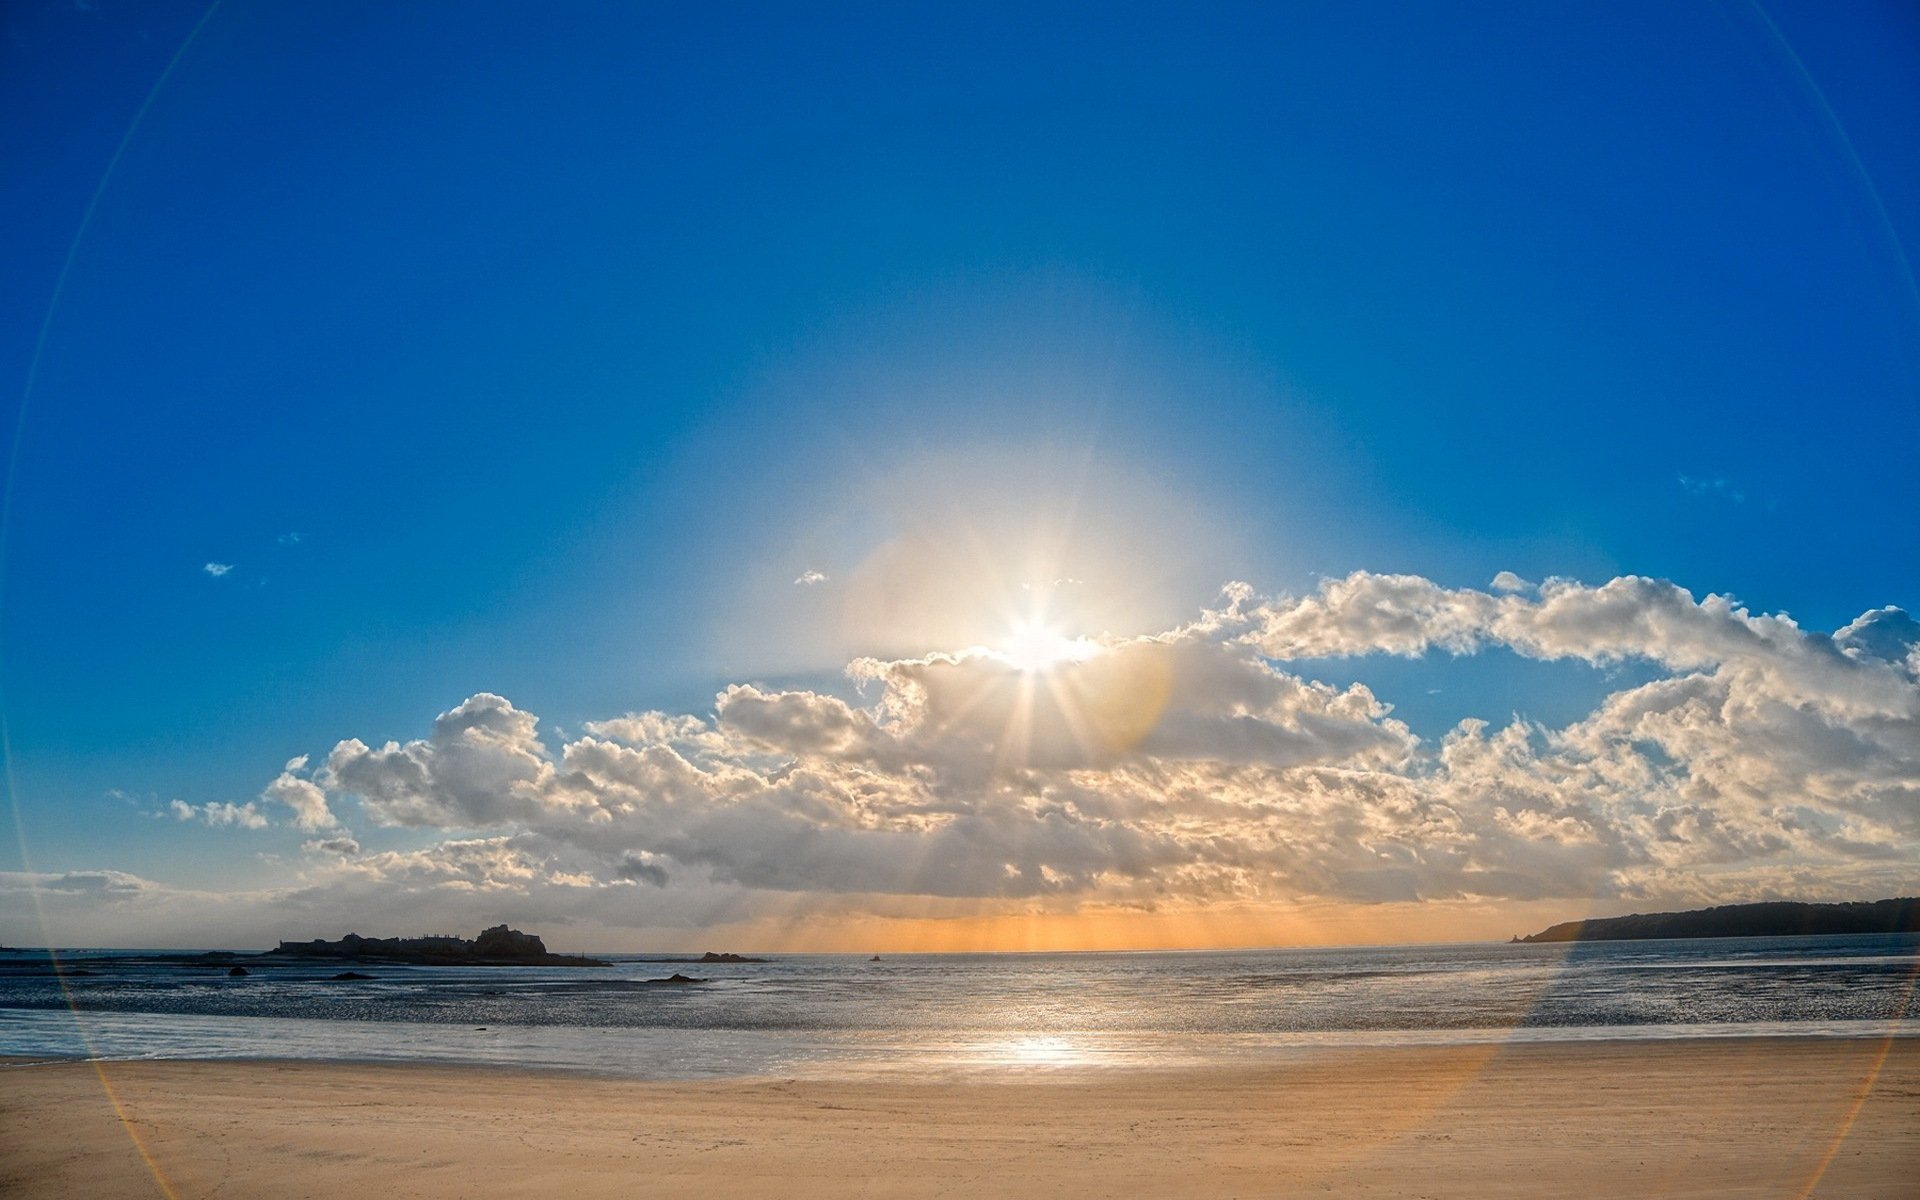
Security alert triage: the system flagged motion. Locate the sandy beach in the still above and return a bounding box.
[2,1037,1914,1198]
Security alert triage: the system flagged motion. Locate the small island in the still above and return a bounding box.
[266,925,607,967]
[1512,897,1920,943]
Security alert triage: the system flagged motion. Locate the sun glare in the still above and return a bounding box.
[999,619,1098,673]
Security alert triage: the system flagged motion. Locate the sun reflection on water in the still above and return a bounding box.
[973,1035,1089,1068]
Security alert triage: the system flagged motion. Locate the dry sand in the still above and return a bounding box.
[2,1038,1915,1198]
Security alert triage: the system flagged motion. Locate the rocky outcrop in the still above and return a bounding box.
[269,927,606,967]
[1513,898,1920,943]
[473,925,547,959]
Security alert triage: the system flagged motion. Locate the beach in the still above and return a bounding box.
[3,1037,1914,1198]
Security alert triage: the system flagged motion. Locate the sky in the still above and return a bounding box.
[1,0,1916,951]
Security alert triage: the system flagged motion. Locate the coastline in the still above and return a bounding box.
[4,1037,1915,1198]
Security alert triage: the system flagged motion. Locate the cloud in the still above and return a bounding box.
[202,562,233,578]
[302,835,361,857]
[794,569,828,585]
[217,571,1915,920]
[168,799,270,829]
[0,869,154,898]
[1677,473,1746,503]
[262,755,338,830]
[311,695,566,828]
[614,851,669,886]
[583,711,720,750]
[336,836,563,892]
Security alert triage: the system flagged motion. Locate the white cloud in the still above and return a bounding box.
[794,569,828,586]
[313,694,568,828]
[168,799,270,829]
[583,711,721,751]
[346,836,542,890]
[202,562,233,578]
[262,755,338,830]
[24,571,1912,946]
[0,869,154,898]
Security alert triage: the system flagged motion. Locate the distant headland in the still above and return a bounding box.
[266,925,607,967]
[1512,898,1920,943]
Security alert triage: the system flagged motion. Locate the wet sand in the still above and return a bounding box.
[2,1038,1915,1198]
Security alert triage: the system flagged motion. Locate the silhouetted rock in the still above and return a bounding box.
[267,926,607,967]
[473,924,545,959]
[1514,897,1920,943]
[652,972,705,984]
[330,971,376,980]
[696,951,766,963]
[227,965,249,977]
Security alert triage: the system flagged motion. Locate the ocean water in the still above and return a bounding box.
[2,934,1914,1079]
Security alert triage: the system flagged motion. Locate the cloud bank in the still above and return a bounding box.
[18,571,1919,946]
[265,574,1920,910]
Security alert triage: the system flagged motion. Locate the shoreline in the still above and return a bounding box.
[4,1038,1915,1197]
[4,1015,1918,1086]
[5,1024,1920,1081]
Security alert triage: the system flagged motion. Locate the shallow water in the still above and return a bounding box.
[3,934,1914,1079]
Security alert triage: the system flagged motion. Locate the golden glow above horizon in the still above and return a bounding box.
[651,896,1614,955]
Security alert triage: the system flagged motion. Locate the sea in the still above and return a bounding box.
[2,934,1914,1080]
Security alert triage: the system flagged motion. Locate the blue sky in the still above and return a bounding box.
[2,2,1916,948]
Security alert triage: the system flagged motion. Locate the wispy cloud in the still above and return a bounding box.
[794,569,828,585]
[1677,473,1746,503]
[202,562,233,578]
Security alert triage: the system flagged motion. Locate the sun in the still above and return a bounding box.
[998,618,1098,673]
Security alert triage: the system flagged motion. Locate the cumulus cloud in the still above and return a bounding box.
[794,569,828,585]
[262,755,337,830]
[168,799,270,829]
[306,694,580,828]
[202,562,233,578]
[346,836,543,890]
[1246,573,1917,717]
[216,572,1917,921]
